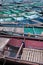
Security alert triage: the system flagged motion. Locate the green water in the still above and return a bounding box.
[24,28,34,34]
[0,11,4,14]
[24,28,43,34]
[34,28,43,34]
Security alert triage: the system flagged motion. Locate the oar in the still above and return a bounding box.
[31,19,43,24]
[33,27,36,35]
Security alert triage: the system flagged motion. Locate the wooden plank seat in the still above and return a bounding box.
[0,38,10,50]
[21,48,43,64]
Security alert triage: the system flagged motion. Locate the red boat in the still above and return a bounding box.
[0,35,43,65]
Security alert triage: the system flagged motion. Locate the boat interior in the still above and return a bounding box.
[0,36,43,65]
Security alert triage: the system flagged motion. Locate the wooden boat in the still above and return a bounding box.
[0,35,43,65]
[0,26,43,38]
[0,14,43,24]
[0,4,43,24]
[0,2,43,65]
[31,2,43,8]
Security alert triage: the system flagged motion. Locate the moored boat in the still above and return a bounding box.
[0,26,43,38]
[0,36,43,65]
[0,1,43,65]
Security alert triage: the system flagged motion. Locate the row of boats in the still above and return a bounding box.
[0,1,43,65]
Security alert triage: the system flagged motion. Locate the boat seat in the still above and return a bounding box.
[0,38,10,50]
[21,48,43,64]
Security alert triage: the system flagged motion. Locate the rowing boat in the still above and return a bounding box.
[0,26,43,37]
[0,36,43,65]
[0,1,43,65]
